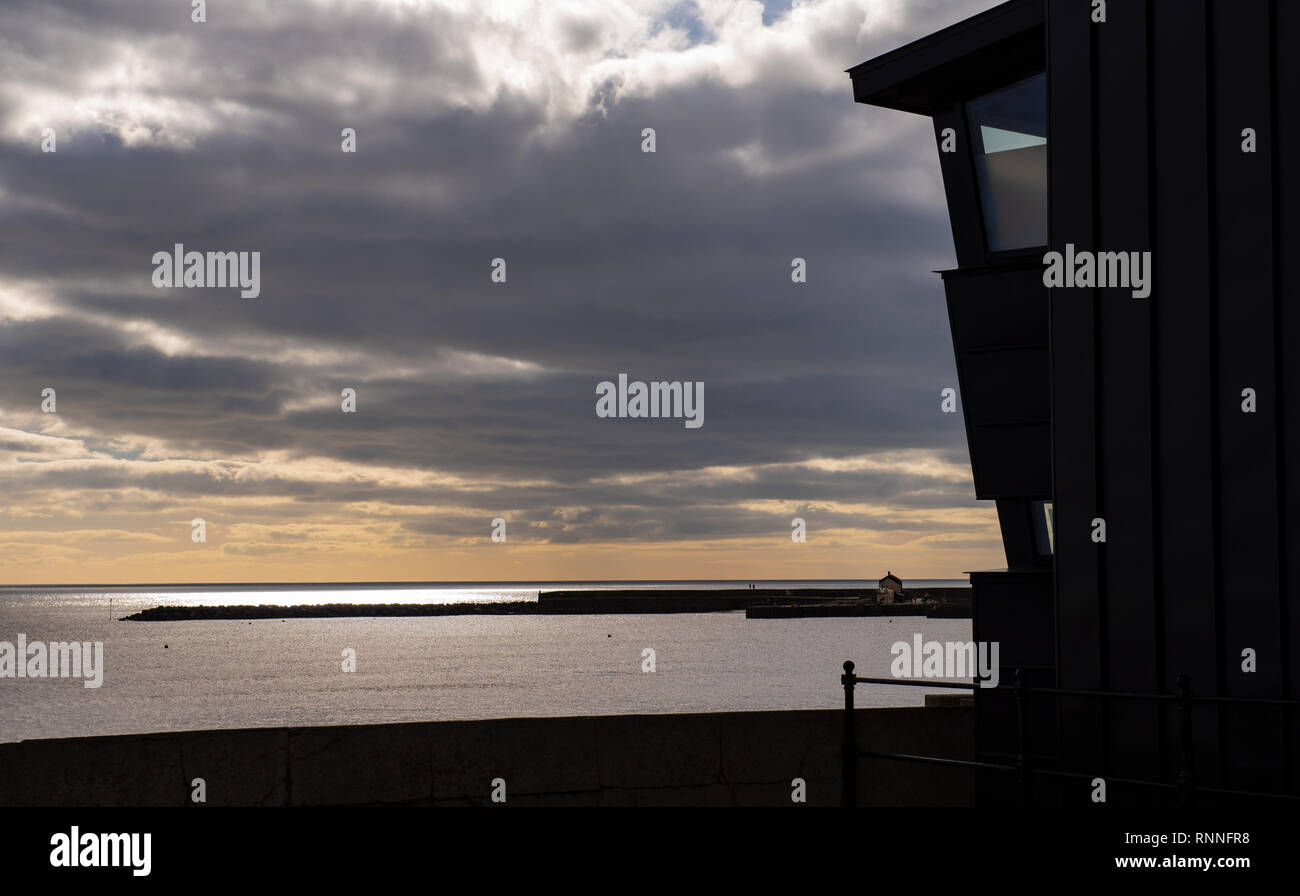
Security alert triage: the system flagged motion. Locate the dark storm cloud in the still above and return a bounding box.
[0,0,995,549]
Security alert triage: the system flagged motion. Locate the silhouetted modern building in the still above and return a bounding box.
[850,0,1297,804]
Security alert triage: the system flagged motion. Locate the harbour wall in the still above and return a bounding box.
[0,706,973,807]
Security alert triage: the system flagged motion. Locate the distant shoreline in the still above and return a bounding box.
[121,587,972,621]
[1,578,970,593]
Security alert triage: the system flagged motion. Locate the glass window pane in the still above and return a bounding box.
[1033,500,1055,555]
[966,73,1047,252]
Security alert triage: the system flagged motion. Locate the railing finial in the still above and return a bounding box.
[842,660,858,806]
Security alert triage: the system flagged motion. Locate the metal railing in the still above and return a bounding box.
[840,660,1300,807]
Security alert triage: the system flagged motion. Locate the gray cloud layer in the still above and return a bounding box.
[0,0,999,572]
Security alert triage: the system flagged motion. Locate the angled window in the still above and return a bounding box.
[1033,500,1055,556]
[966,73,1047,252]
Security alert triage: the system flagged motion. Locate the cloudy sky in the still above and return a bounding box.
[0,0,1001,585]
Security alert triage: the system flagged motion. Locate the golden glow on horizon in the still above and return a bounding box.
[0,417,1002,584]
[0,533,1004,585]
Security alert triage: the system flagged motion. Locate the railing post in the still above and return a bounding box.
[842,660,858,807]
[1015,667,1032,805]
[1176,674,1194,805]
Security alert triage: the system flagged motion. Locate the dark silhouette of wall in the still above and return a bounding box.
[0,707,972,807]
[1047,0,1298,799]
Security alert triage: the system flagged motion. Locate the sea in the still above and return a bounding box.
[0,580,971,744]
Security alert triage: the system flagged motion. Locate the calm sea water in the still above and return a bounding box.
[0,581,970,743]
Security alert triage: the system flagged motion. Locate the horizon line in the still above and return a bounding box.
[0,576,971,591]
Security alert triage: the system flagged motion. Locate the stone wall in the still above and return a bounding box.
[0,706,973,807]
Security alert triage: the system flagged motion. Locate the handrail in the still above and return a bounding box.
[840,660,1300,807]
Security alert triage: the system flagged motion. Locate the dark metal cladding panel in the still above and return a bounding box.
[933,105,991,267]
[1046,0,1102,774]
[944,264,1050,347]
[968,423,1051,496]
[961,348,1051,425]
[971,569,1056,805]
[1211,0,1284,792]
[1277,0,1300,776]
[1149,0,1222,788]
[1095,0,1160,784]
[943,267,1051,499]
